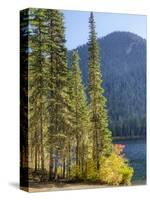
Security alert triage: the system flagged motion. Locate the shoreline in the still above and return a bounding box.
[112,136,146,141]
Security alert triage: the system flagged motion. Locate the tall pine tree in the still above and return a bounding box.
[46,9,71,180]
[70,51,89,177]
[88,12,112,170]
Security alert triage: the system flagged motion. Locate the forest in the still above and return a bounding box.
[20,8,134,190]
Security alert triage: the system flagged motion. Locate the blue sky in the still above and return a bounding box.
[62,10,147,50]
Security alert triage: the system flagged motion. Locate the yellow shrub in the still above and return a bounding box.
[99,150,134,186]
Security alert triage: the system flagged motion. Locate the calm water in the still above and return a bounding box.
[113,138,146,183]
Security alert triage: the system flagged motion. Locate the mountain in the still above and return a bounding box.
[68,31,146,138]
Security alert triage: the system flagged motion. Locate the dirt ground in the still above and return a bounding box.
[21,182,107,192]
[20,180,146,192]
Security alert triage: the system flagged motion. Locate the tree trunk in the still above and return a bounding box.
[81,142,84,175]
[76,135,79,166]
[63,157,66,179]
[49,146,53,180]
[54,149,58,180]
[96,130,99,170]
[40,120,44,171]
[37,148,40,170]
[35,145,38,171]
[68,140,71,179]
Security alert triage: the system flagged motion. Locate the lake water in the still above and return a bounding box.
[113,138,146,184]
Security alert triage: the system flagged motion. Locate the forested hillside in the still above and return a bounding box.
[68,32,146,137]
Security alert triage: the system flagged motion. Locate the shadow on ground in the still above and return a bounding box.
[9,182,19,189]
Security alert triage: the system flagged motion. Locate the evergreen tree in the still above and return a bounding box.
[28,8,49,172]
[88,12,112,170]
[70,51,89,177]
[46,9,70,180]
[28,8,71,180]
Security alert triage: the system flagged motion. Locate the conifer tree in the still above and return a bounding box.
[46,9,71,180]
[71,51,89,177]
[28,8,48,172]
[27,8,71,180]
[88,12,112,170]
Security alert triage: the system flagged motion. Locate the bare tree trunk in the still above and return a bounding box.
[63,157,66,179]
[35,145,38,171]
[68,140,71,179]
[40,122,44,171]
[81,142,85,175]
[96,130,99,170]
[49,146,53,180]
[76,135,79,166]
[54,149,58,180]
[38,148,40,170]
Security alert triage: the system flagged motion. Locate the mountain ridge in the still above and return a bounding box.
[68,31,146,137]
[69,31,146,51]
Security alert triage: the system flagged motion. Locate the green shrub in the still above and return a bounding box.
[119,165,134,185]
[70,165,83,180]
[70,160,98,181]
[86,159,98,181]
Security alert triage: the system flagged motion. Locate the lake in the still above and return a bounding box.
[113,138,146,184]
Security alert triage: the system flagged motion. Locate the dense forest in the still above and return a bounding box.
[20,8,134,189]
[68,32,146,138]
